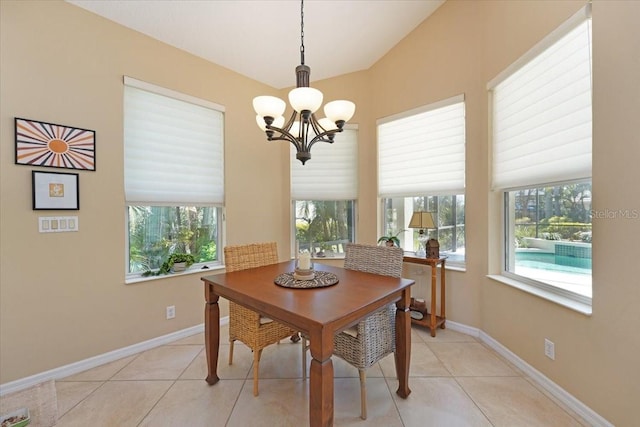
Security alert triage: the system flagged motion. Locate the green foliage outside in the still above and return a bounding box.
[513,183,592,247]
[142,253,196,276]
[129,206,218,274]
[295,201,354,254]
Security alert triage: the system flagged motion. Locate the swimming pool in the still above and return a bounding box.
[515,250,591,273]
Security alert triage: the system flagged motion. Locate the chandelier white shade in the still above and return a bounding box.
[253,0,356,165]
[253,96,286,118]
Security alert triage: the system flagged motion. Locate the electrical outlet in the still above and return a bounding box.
[166,305,176,319]
[544,338,555,360]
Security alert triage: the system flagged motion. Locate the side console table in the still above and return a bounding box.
[403,254,446,337]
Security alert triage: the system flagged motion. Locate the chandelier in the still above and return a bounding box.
[252,0,356,165]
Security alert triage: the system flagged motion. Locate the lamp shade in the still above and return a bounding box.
[253,96,286,118]
[324,100,356,123]
[318,117,337,132]
[288,87,323,113]
[408,211,436,229]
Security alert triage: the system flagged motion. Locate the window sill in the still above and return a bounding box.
[126,264,225,285]
[445,263,466,273]
[487,274,592,315]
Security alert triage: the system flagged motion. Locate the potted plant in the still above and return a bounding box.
[143,252,195,276]
[377,230,403,247]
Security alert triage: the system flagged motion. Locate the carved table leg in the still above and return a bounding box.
[395,288,412,398]
[204,282,220,385]
[309,328,334,427]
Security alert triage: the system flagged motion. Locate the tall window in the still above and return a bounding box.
[292,127,357,257]
[124,77,224,277]
[489,6,592,301]
[378,96,466,265]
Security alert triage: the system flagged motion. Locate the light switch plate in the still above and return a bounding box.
[39,216,79,233]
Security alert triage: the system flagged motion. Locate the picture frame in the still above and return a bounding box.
[32,171,79,210]
[15,117,96,171]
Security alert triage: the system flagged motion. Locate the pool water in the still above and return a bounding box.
[515,250,591,274]
[513,249,592,298]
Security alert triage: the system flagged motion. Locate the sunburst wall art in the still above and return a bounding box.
[15,118,96,171]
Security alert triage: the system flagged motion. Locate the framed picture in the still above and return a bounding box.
[15,117,96,171]
[32,171,79,210]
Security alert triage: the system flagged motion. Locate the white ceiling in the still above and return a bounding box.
[67,0,444,89]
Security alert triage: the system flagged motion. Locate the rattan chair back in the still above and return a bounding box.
[223,241,296,396]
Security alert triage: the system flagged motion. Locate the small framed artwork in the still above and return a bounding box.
[32,171,79,210]
[15,117,96,171]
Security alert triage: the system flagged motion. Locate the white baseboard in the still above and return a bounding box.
[478,330,613,427]
[0,317,229,397]
[429,320,611,426]
[442,319,481,338]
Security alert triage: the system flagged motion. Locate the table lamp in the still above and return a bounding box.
[408,211,436,257]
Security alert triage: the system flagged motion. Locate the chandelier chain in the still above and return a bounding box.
[300,0,305,65]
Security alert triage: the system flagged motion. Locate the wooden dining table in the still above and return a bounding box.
[201,260,415,427]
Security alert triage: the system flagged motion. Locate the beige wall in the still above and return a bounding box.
[2,0,639,424]
[0,0,292,383]
[369,1,637,425]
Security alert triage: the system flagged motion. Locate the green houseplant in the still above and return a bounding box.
[377,230,403,247]
[143,252,195,276]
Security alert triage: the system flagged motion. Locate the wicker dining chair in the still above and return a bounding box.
[224,242,297,396]
[302,243,404,419]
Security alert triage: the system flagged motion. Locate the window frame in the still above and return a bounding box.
[380,195,466,267]
[125,205,225,282]
[377,95,466,267]
[292,199,356,259]
[487,5,593,310]
[501,182,592,306]
[123,77,225,281]
[291,126,358,259]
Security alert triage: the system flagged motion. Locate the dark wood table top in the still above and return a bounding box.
[202,260,415,334]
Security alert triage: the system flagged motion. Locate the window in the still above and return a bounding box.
[506,182,592,298]
[382,196,465,263]
[292,127,357,257]
[489,6,592,302]
[124,77,224,277]
[378,96,466,265]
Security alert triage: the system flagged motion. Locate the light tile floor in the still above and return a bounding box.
[54,325,588,426]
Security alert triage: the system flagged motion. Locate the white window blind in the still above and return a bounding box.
[124,77,224,205]
[378,95,466,198]
[489,7,592,190]
[291,128,358,200]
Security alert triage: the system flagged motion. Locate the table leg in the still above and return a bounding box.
[440,260,446,329]
[204,283,220,385]
[395,289,412,399]
[430,265,437,337]
[308,329,334,427]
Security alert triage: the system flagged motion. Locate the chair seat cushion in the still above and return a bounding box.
[259,316,274,325]
[341,326,358,337]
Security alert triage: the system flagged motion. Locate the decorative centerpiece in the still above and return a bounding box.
[294,251,315,280]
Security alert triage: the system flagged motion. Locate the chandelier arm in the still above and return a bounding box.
[265,111,302,150]
[281,110,298,134]
[307,113,341,148]
[302,119,313,151]
[308,114,326,135]
[308,131,341,150]
[264,128,298,146]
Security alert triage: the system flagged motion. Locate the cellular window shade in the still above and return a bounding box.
[378,96,465,198]
[291,128,357,200]
[491,15,592,191]
[124,81,224,205]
